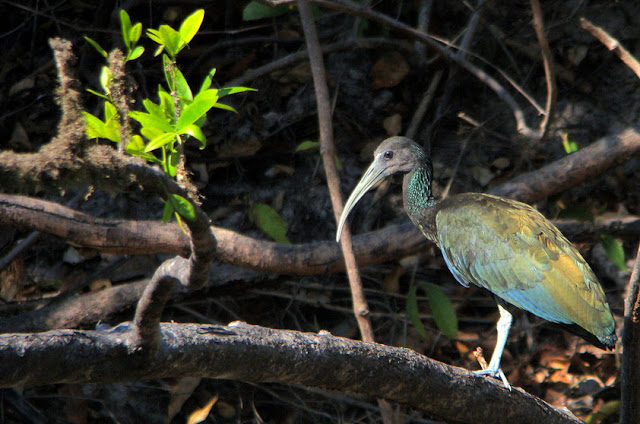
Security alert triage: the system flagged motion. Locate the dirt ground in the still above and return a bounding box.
[1,0,640,423]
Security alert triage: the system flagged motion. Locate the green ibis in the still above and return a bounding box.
[336,136,616,388]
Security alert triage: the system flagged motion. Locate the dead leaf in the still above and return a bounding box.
[187,394,218,424]
[371,51,409,89]
[382,264,404,293]
[470,166,495,186]
[217,138,262,158]
[491,157,510,170]
[9,122,31,150]
[168,377,202,423]
[383,114,402,136]
[9,76,35,96]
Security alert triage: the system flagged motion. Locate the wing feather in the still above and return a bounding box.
[434,193,615,343]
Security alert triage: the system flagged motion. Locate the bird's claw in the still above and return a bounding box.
[474,368,511,391]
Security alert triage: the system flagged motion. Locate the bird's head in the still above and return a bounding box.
[336,136,426,241]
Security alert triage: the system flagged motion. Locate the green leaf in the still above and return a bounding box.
[126,135,162,163]
[159,25,182,57]
[158,89,176,120]
[86,88,110,101]
[84,36,107,58]
[143,99,166,118]
[334,154,343,171]
[174,211,188,234]
[178,9,204,47]
[147,28,163,44]
[199,68,217,92]
[127,45,145,61]
[129,22,142,46]
[140,126,165,143]
[147,28,166,56]
[295,140,319,151]
[174,68,193,102]
[152,44,165,57]
[162,199,174,223]
[120,9,133,48]
[104,102,118,121]
[163,54,175,92]
[420,283,458,339]
[585,400,620,424]
[177,89,218,130]
[242,1,291,21]
[166,149,180,177]
[217,86,257,98]
[83,112,107,139]
[180,124,206,147]
[170,194,197,222]
[83,112,120,142]
[250,203,290,243]
[130,110,174,133]
[406,286,428,338]
[212,102,237,113]
[144,132,177,152]
[561,132,579,154]
[99,66,112,93]
[600,234,627,270]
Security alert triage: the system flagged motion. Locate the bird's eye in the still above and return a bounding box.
[383,150,394,160]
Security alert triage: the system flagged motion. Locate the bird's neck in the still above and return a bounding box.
[403,161,438,241]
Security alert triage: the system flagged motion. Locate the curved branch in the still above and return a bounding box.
[0,322,581,424]
[1,125,638,273]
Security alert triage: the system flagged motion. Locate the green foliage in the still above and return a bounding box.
[242,1,291,21]
[295,140,320,151]
[406,286,428,338]
[561,132,579,154]
[82,9,255,224]
[294,139,342,169]
[250,203,291,244]
[120,10,145,61]
[600,234,627,271]
[147,9,203,59]
[407,283,458,339]
[585,400,620,424]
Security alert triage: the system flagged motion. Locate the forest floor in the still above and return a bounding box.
[1,0,640,423]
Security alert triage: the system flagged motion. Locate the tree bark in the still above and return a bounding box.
[0,322,581,424]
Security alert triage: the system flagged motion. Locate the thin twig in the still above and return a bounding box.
[424,0,484,145]
[405,70,442,140]
[621,243,640,424]
[580,17,640,79]
[414,0,433,57]
[227,37,427,87]
[529,0,557,141]
[0,231,40,273]
[297,2,395,422]
[306,0,539,138]
[297,0,374,342]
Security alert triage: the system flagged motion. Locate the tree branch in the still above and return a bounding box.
[621,243,640,424]
[580,17,640,79]
[0,322,582,424]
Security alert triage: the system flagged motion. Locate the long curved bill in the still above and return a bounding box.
[335,156,388,242]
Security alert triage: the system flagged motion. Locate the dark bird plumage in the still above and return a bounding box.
[336,137,616,388]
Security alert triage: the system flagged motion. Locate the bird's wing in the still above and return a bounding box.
[434,194,613,339]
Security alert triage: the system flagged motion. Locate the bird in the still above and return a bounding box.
[335,136,616,388]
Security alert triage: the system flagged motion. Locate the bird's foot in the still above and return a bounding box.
[474,368,511,391]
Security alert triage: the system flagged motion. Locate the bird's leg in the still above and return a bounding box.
[474,303,512,390]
